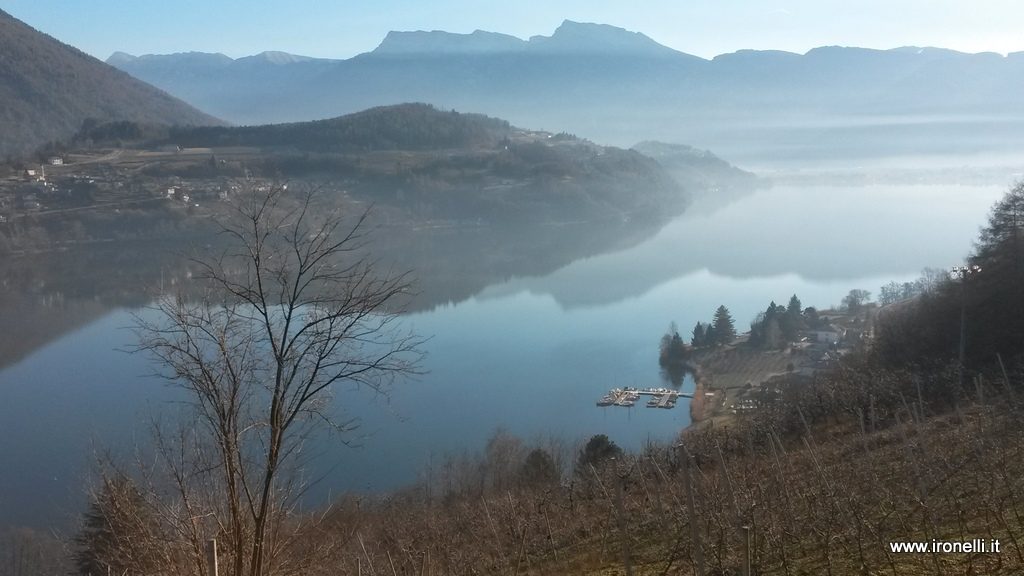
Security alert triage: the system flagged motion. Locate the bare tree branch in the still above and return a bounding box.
[129,183,424,576]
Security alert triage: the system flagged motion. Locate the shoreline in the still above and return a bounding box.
[682,342,793,431]
[687,361,715,429]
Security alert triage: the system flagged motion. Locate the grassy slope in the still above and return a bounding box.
[315,371,1024,576]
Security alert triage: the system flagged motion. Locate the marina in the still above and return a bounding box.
[596,387,693,409]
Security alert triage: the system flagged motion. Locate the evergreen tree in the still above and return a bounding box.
[73,475,163,576]
[518,448,559,486]
[712,305,736,345]
[786,295,802,313]
[804,306,820,329]
[781,295,804,341]
[670,332,685,357]
[691,322,706,348]
[659,332,673,358]
[576,434,623,471]
[787,294,802,316]
[659,322,687,364]
[967,182,1024,360]
[873,184,1024,369]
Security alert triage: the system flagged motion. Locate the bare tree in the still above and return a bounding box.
[134,185,423,576]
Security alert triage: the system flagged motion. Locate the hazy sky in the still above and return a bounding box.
[2,0,1022,61]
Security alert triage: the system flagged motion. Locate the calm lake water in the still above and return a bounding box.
[0,172,1011,529]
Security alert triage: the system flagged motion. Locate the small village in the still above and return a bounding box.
[0,150,254,221]
[0,148,300,253]
[598,305,876,424]
[691,306,875,425]
[0,126,590,247]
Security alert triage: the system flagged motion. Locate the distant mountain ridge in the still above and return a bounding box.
[165,102,512,152]
[106,20,1024,161]
[0,9,220,158]
[371,20,678,56]
[373,30,526,55]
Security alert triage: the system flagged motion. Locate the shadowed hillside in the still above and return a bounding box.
[166,103,512,152]
[0,9,221,158]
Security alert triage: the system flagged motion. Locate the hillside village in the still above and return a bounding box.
[690,305,876,425]
[0,117,696,254]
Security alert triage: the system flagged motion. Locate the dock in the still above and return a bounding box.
[596,387,693,409]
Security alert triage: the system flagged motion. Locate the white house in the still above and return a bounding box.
[809,327,844,344]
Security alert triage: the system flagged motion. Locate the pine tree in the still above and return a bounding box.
[73,475,164,576]
[712,305,736,345]
[691,322,706,348]
[518,448,559,486]
[967,182,1024,360]
[660,322,687,364]
[804,306,820,329]
[787,294,802,316]
[781,295,804,341]
[576,434,623,471]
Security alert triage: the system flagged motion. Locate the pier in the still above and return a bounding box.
[596,387,693,409]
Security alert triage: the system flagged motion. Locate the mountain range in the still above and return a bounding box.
[6,11,1023,165]
[107,20,1024,162]
[0,9,220,158]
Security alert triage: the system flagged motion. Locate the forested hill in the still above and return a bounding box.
[632,141,758,187]
[60,104,714,229]
[165,103,511,152]
[0,9,220,159]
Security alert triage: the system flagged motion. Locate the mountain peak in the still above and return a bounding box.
[108,51,234,69]
[238,51,317,65]
[107,51,137,66]
[527,20,679,56]
[373,29,525,55]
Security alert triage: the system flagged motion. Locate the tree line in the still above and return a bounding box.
[659,305,738,367]
[874,182,1024,374]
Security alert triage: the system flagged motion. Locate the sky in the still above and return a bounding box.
[2,0,1022,61]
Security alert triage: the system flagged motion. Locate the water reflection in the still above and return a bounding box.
[660,364,689,389]
[481,183,1007,309]
[0,247,174,370]
[0,173,1012,531]
[0,209,672,371]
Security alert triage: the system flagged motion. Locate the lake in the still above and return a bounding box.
[0,167,1011,530]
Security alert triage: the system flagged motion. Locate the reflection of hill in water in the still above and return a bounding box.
[1,175,998,368]
[0,215,669,370]
[377,217,668,312]
[0,248,174,370]
[480,181,1007,309]
[0,292,109,371]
